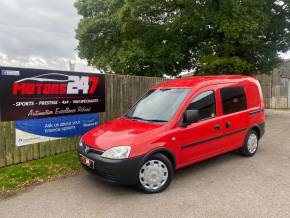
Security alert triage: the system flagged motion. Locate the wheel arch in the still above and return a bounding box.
[250,124,262,139]
[142,147,176,169]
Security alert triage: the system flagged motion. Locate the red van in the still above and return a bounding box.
[78,76,265,193]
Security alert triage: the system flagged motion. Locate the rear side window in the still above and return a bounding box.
[221,86,247,115]
[187,90,216,121]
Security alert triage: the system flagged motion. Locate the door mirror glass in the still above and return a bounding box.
[183,109,199,126]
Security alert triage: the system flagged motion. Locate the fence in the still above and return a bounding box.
[0,69,289,167]
[257,63,290,109]
[0,74,165,167]
[256,74,272,109]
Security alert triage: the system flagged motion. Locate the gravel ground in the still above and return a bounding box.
[0,109,290,218]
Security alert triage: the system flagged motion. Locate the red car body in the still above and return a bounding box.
[78,75,265,190]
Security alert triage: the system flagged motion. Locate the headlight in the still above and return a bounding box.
[101,146,131,159]
[79,140,84,148]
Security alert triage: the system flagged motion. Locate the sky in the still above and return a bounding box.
[0,0,289,73]
[0,0,98,72]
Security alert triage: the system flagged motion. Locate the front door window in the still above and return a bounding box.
[186,90,216,121]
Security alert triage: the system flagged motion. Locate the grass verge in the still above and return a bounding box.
[0,151,81,194]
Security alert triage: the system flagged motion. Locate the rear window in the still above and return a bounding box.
[220,86,247,115]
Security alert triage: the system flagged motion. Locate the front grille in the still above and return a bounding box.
[88,147,103,155]
[83,143,103,155]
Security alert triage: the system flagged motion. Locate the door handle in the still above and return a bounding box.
[226,121,231,128]
[214,124,220,130]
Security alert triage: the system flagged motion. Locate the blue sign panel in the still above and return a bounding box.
[15,113,99,146]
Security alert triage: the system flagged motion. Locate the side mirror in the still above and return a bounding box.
[183,110,199,126]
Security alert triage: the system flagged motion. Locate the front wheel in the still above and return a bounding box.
[240,130,259,157]
[137,153,173,194]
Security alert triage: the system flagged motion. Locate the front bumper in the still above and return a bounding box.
[77,145,144,185]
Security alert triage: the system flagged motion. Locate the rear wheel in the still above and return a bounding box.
[240,129,259,157]
[137,153,173,194]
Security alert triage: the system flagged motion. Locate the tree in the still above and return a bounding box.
[75,0,290,77]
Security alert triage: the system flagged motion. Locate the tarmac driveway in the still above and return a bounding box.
[0,109,290,218]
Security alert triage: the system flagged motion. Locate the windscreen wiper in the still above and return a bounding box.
[129,116,146,121]
[125,116,167,123]
[143,119,167,123]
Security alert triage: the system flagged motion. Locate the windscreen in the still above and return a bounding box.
[125,88,190,123]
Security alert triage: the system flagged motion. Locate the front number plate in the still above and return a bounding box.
[80,155,95,169]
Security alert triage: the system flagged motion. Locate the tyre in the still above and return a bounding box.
[137,153,173,194]
[240,129,259,157]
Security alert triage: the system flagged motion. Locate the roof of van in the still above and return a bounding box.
[153,75,256,89]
